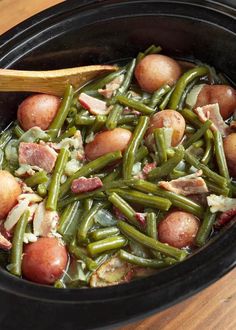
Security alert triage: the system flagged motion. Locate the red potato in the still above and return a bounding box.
[195,85,236,119]
[17,94,61,131]
[85,128,132,160]
[22,237,68,285]
[135,54,181,93]
[158,211,200,248]
[146,110,185,146]
[0,170,21,219]
[223,133,236,177]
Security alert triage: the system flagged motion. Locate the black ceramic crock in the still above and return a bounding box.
[0,1,236,329]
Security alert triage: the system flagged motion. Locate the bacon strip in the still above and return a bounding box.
[159,170,208,196]
[71,176,103,194]
[98,74,124,99]
[79,93,109,115]
[194,103,229,137]
[19,142,58,173]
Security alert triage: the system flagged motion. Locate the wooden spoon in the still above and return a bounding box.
[0,65,117,96]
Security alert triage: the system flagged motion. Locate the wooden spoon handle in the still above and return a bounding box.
[0,65,117,96]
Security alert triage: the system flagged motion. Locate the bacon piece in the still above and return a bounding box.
[79,93,109,115]
[33,201,59,237]
[159,170,208,196]
[98,74,124,99]
[19,142,58,173]
[71,176,103,194]
[136,162,156,179]
[216,208,236,227]
[0,232,12,250]
[194,103,230,137]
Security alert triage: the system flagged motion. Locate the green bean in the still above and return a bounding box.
[24,171,48,187]
[90,227,120,241]
[108,188,172,211]
[169,169,188,180]
[118,221,188,261]
[201,130,213,165]
[106,104,123,130]
[58,201,80,237]
[83,198,93,212]
[69,239,98,271]
[117,114,138,125]
[177,78,198,111]
[102,167,121,184]
[116,95,155,115]
[185,125,196,134]
[183,120,212,148]
[146,212,157,239]
[119,250,168,268]
[137,45,162,63]
[192,139,204,149]
[77,202,106,244]
[181,108,202,128]
[135,145,149,162]
[108,192,138,226]
[75,114,96,126]
[14,125,24,138]
[184,151,227,187]
[159,86,175,110]
[123,116,149,179]
[87,235,127,256]
[59,150,122,198]
[9,210,30,276]
[56,126,77,142]
[168,66,209,110]
[49,85,74,138]
[148,84,171,108]
[46,148,69,211]
[148,146,185,180]
[195,208,216,247]
[129,179,204,218]
[89,115,107,133]
[213,130,230,179]
[0,129,12,148]
[106,59,136,129]
[205,179,229,196]
[154,128,167,164]
[119,124,134,131]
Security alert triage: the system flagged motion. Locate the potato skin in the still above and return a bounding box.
[85,128,132,160]
[135,54,181,93]
[195,85,236,119]
[146,110,185,146]
[17,94,61,131]
[223,133,236,177]
[0,170,21,219]
[158,211,200,248]
[22,237,68,285]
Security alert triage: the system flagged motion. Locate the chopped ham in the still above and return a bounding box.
[19,142,58,173]
[79,93,109,115]
[216,208,236,227]
[135,213,146,227]
[33,201,59,237]
[159,170,208,196]
[142,162,156,177]
[98,74,124,99]
[0,233,12,250]
[194,103,230,137]
[71,176,103,194]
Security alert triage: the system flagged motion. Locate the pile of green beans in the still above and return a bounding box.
[1,45,234,289]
